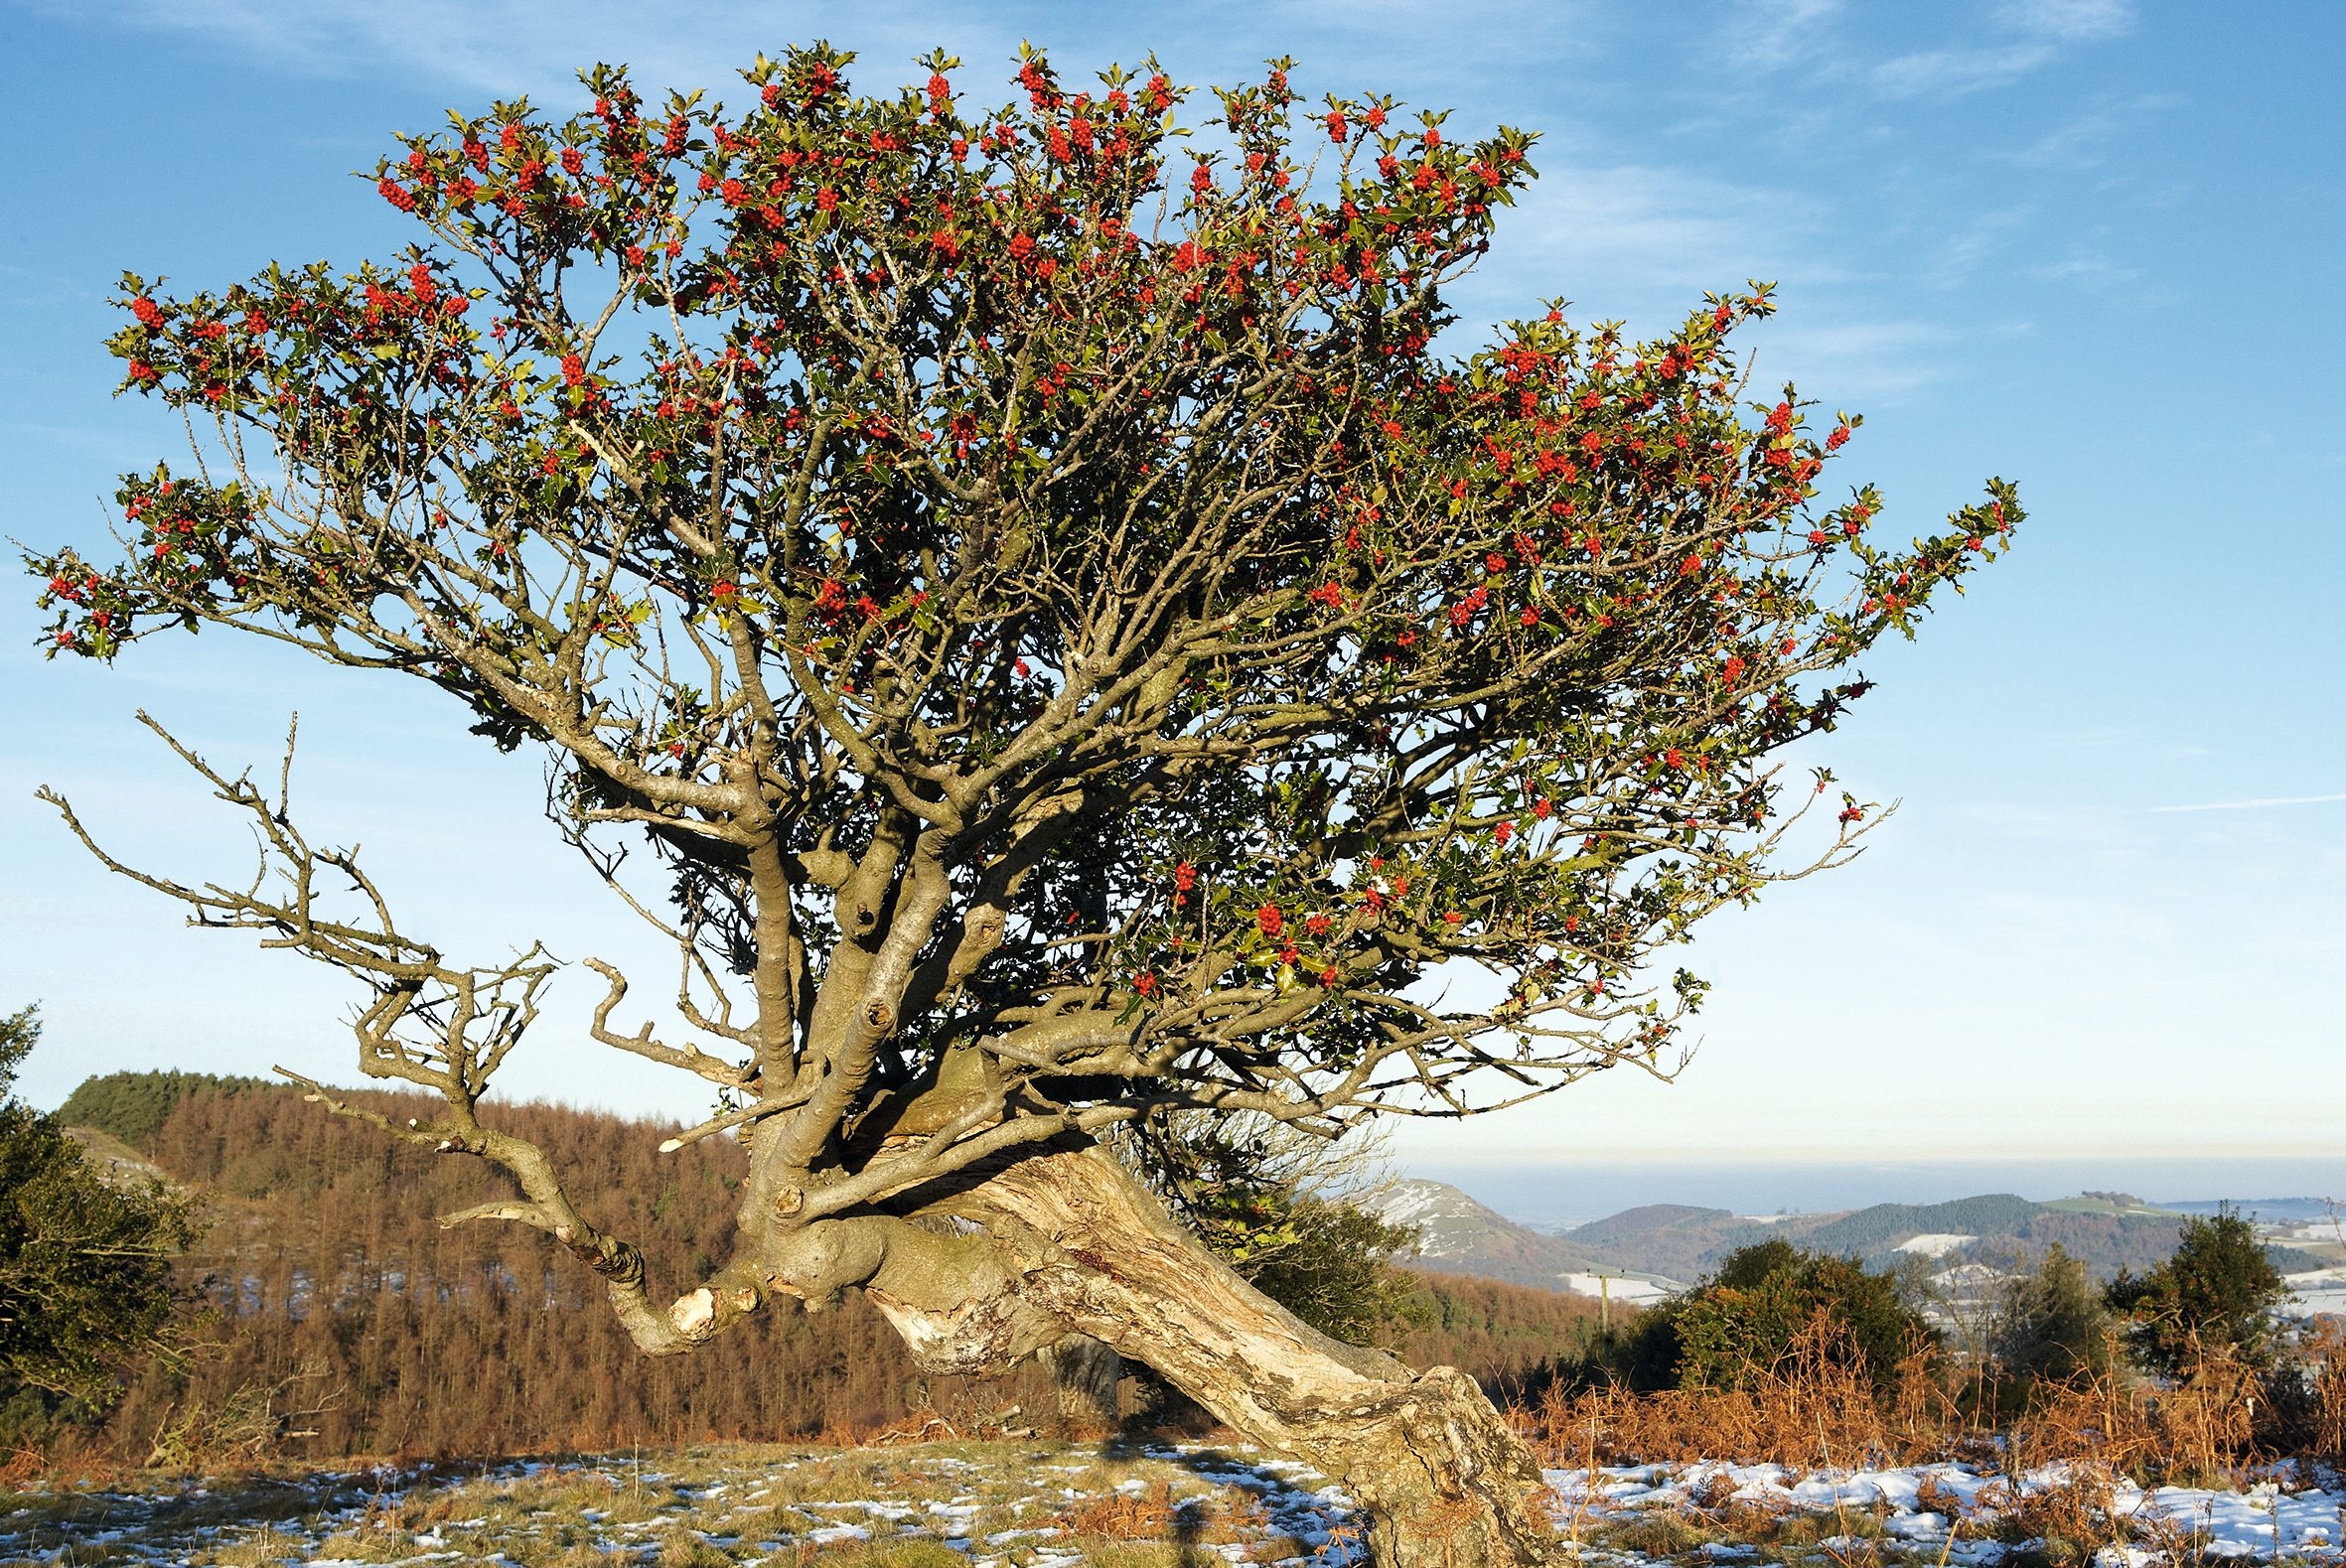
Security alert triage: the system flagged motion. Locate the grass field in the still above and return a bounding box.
[1,1439,1358,1566]
[11,1440,2346,1566]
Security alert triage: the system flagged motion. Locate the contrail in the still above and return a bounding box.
[2150,791,2346,813]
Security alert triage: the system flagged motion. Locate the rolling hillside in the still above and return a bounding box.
[1555,1190,2327,1287]
[1355,1178,1599,1287]
[51,1073,1602,1462]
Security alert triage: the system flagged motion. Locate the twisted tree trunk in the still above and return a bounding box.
[863,1144,1561,1568]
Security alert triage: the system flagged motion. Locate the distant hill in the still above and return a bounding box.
[2041,1193,2180,1218]
[2163,1198,2340,1223]
[1551,1190,2327,1286]
[1560,1205,1780,1283]
[56,1068,274,1149]
[1566,1203,1734,1248]
[1799,1195,2040,1260]
[1358,1179,1598,1289]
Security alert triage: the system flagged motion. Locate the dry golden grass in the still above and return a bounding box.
[192,1526,294,1567]
[530,1545,632,1568]
[1516,1309,2346,1489]
[0,1438,1355,1568]
[1997,1352,2260,1485]
[1062,1477,1185,1538]
[1066,1545,1198,1568]
[1529,1315,1954,1470]
[309,1523,421,1563]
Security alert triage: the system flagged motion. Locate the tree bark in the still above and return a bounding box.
[866,1144,1560,1568]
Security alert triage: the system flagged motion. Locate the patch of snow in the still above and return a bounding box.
[1544,1460,2346,1564]
[2282,1271,2346,1318]
[1558,1272,1674,1304]
[1363,1180,1465,1229]
[1896,1232,1977,1256]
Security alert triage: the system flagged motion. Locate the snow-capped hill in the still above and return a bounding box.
[1356,1178,1600,1289]
[1364,1177,1477,1233]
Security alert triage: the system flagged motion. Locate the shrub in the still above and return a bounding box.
[1992,1244,2115,1387]
[0,1006,199,1445]
[2105,1205,2288,1376]
[1616,1238,1938,1394]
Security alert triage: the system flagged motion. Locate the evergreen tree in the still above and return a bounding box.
[0,1006,197,1441]
[2106,1205,2289,1376]
[1991,1243,2113,1386]
[55,1069,272,1152]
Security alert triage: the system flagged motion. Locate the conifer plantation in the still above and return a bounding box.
[65,1076,1602,1463]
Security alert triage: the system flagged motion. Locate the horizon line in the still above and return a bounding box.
[1394,1147,2346,1165]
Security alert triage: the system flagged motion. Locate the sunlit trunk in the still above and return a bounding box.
[866,1145,1560,1568]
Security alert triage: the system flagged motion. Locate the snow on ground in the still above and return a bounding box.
[1361,1178,1464,1230]
[15,1442,2346,1565]
[1895,1232,1979,1257]
[2,1441,1367,1567]
[1561,1272,1678,1305]
[2285,1271,2346,1319]
[1548,1459,2346,1564]
[1932,1260,2015,1292]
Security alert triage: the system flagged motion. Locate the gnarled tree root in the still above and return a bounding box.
[866,1145,1561,1568]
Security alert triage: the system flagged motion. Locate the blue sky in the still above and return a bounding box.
[2,0,2340,1173]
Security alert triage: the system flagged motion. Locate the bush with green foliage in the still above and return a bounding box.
[0,1007,199,1444]
[1123,1112,1427,1348]
[1616,1237,1936,1393]
[1991,1244,2114,1387]
[55,1068,272,1152]
[2106,1205,2289,1376]
[1241,1196,1432,1347]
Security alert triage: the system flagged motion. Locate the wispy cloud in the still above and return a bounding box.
[1995,0,2135,45]
[25,0,1593,104]
[2151,792,2346,813]
[1473,156,1819,325]
[1873,0,2133,100]
[1745,317,1966,399]
[2030,250,2144,291]
[1873,43,2057,100]
[1914,204,2034,290]
[1718,0,1848,75]
[20,0,1033,100]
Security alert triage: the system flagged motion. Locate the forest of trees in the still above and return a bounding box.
[57,1075,1604,1463]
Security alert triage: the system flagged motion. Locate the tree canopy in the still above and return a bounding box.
[56,1069,273,1152]
[29,46,2017,1565]
[2107,1206,2290,1376]
[1991,1243,2115,1387]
